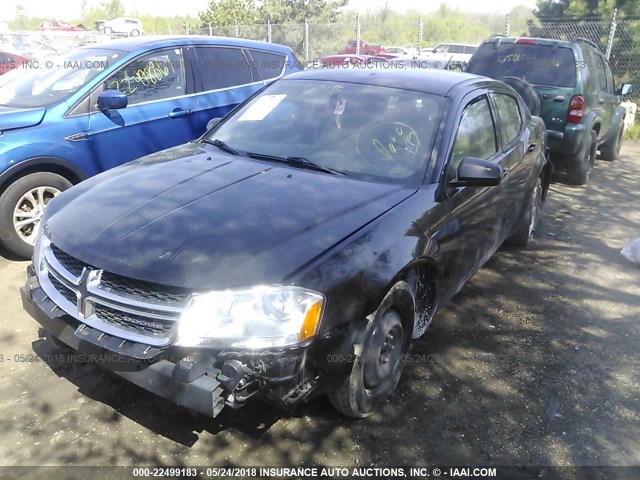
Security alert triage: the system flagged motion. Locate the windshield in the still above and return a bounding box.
[466,43,577,87]
[204,79,444,183]
[0,48,125,108]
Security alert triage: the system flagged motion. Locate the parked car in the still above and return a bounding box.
[421,43,477,66]
[38,21,86,32]
[466,36,633,185]
[0,35,301,258]
[101,18,143,36]
[383,46,417,58]
[0,51,29,76]
[22,68,550,419]
[340,39,386,55]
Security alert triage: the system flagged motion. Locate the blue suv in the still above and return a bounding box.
[0,36,301,257]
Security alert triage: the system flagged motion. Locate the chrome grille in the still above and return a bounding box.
[95,304,175,337]
[38,240,188,347]
[48,273,77,305]
[50,244,89,277]
[100,271,189,306]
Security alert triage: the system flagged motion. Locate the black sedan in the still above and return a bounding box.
[22,69,550,418]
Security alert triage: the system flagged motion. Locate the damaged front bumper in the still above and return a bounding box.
[21,265,325,418]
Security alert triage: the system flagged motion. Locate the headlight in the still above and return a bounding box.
[175,286,325,349]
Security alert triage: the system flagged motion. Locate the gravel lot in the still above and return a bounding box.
[0,143,638,473]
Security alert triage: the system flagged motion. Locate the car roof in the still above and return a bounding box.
[76,35,293,55]
[479,36,578,48]
[284,68,495,96]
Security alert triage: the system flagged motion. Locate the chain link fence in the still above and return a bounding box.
[3,11,638,107]
[191,13,512,62]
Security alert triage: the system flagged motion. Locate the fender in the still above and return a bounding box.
[0,156,88,189]
[294,189,445,344]
[582,110,599,135]
[600,105,627,144]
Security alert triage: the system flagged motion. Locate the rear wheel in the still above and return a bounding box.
[103,26,112,34]
[130,29,140,36]
[0,173,71,259]
[328,281,412,418]
[599,123,623,161]
[566,130,597,186]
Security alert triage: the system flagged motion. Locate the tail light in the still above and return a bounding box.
[567,95,585,123]
[515,38,538,44]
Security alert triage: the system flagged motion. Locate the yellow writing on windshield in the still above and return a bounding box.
[109,60,177,95]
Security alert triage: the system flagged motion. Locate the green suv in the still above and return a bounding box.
[466,36,633,185]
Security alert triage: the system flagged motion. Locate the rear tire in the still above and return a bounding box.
[498,76,541,116]
[328,281,412,418]
[566,130,597,186]
[103,27,112,34]
[599,123,623,161]
[0,173,71,259]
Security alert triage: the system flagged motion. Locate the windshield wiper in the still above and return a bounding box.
[202,138,241,156]
[246,152,346,176]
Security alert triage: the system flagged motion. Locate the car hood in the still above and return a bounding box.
[46,144,416,290]
[0,106,47,132]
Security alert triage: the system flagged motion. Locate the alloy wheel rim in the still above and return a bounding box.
[12,186,61,245]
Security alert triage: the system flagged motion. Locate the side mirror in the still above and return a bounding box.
[450,157,504,187]
[206,117,222,131]
[617,83,633,96]
[97,90,128,111]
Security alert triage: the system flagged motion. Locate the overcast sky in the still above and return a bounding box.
[2,0,538,21]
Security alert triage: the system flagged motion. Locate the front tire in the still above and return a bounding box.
[599,123,623,161]
[0,173,71,259]
[328,281,412,418]
[566,130,597,186]
[508,176,543,246]
[103,27,112,34]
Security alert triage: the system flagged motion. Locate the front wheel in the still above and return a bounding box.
[0,173,71,259]
[328,281,412,418]
[508,176,543,246]
[599,123,623,161]
[103,27,112,34]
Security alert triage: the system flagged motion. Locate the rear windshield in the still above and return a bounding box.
[466,43,576,87]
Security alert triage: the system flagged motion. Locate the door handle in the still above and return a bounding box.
[542,94,566,102]
[169,108,191,118]
[527,143,537,153]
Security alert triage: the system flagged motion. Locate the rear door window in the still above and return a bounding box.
[604,60,615,93]
[193,47,253,92]
[595,54,607,92]
[248,49,286,81]
[467,43,577,87]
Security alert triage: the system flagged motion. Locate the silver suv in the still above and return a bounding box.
[101,18,143,36]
